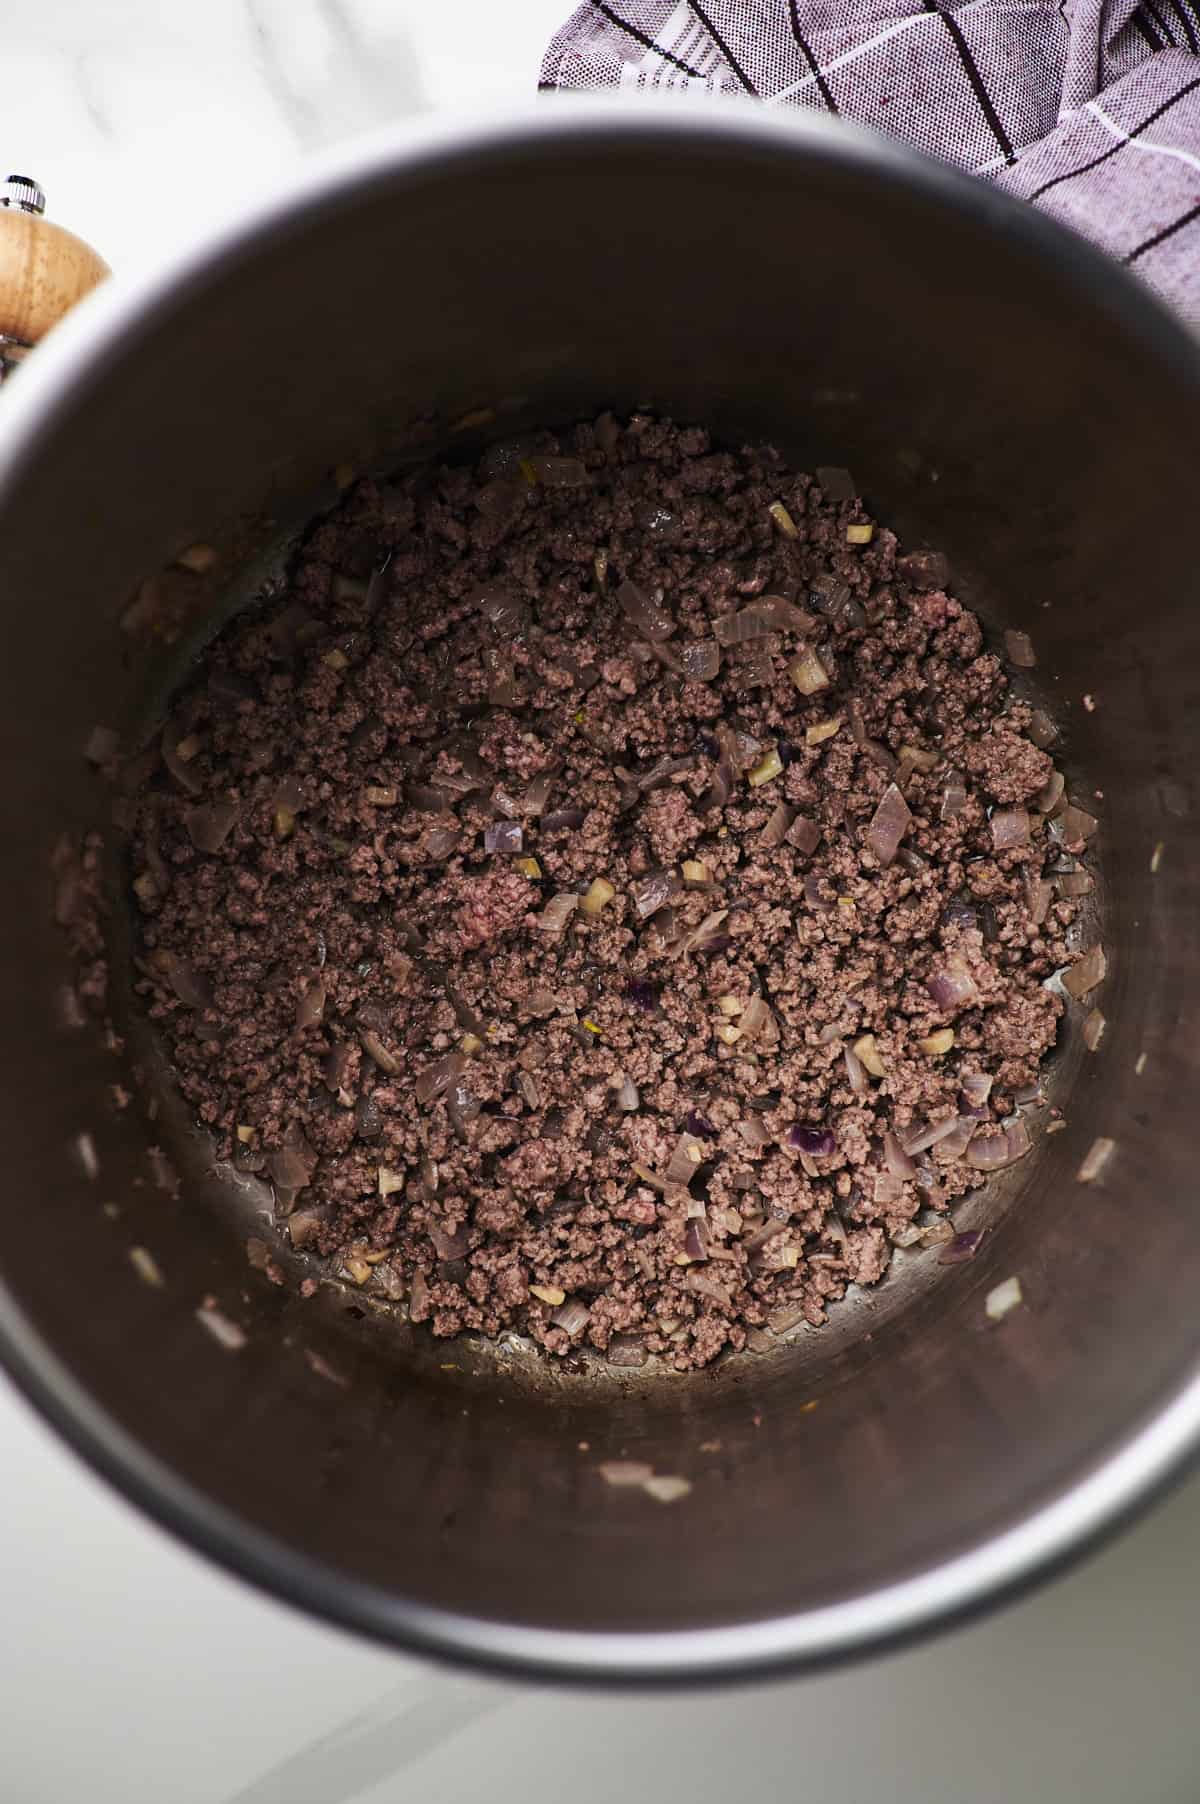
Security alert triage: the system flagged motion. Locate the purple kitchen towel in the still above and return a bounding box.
[540,1,1200,321]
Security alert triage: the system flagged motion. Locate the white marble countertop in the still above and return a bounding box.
[4,4,1200,1799]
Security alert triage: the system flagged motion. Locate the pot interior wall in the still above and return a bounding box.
[1,113,1198,1667]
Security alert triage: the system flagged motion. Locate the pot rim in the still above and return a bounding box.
[2,95,1199,1684]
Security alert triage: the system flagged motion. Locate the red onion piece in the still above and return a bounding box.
[665,1132,707,1187]
[874,1171,906,1206]
[541,806,586,832]
[185,802,238,853]
[936,1228,984,1265]
[940,769,968,823]
[1027,709,1058,748]
[537,893,580,937]
[429,1221,470,1261]
[421,825,461,862]
[617,579,673,642]
[926,956,980,1013]
[991,808,1030,850]
[360,1029,401,1076]
[685,1271,732,1308]
[931,1117,979,1163]
[958,1072,994,1117]
[739,1117,772,1150]
[966,1118,1032,1169]
[268,1133,315,1197]
[759,801,795,848]
[883,1131,917,1179]
[788,814,822,856]
[295,977,326,1030]
[865,783,912,868]
[522,770,558,816]
[737,995,774,1043]
[680,640,721,681]
[607,1335,647,1369]
[1003,628,1037,668]
[901,1114,966,1156]
[415,1051,466,1104]
[445,985,486,1037]
[409,1268,431,1319]
[1053,803,1099,847]
[324,1042,354,1093]
[789,1124,836,1157]
[484,820,523,855]
[844,1046,869,1095]
[1063,943,1106,999]
[408,783,452,814]
[684,1219,710,1262]
[680,907,729,954]
[633,868,681,920]
[552,1298,591,1335]
[1036,769,1066,817]
[625,979,660,1014]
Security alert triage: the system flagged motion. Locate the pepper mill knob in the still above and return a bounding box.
[0,174,110,368]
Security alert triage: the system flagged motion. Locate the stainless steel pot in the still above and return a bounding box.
[1,101,1199,1684]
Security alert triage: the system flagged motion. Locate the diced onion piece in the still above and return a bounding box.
[717,993,743,1017]
[680,907,729,954]
[788,645,830,695]
[274,806,296,841]
[552,1298,590,1335]
[788,814,821,855]
[1037,769,1066,817]
[1083,1007,1106,1051]
[538,892,580,936]
[768,500,798,538]
[932,1117,978,1163]
[738,995,774,1042]
[991,807,1030,850]
[360,1029,401,1075]
[607,1335,647,1369]
[757,802,794,849]
[632,868,681,920]
[959,1073,994,1117]
[643,1474,693,1504]
[938,1228,986,1265]
[485,820,523,855]
[846,522,875,545]
[1025,876,1053,925]
[926,956,980,1013]
[581,876,616,916]
[1028,708,1058,748]
[516,856,542,879]
[883,1131,917,1179]
[459,1033,484,1056]
[616,1076,640,1112]
[530,1283,565,1306]
[715,1023,742,1046]
[865,782,912,868]
[901,1115,965,1156]
[681,859,709,886]
[748,749,783,787]
[686,1271,732,1307]
[1004,628,1037,668]
[1063,943,1106,999]
[1055,803,1099,845]
[1077,1136,1115,1183]
[295,977,326,1030]
[617,578,673,642]
[806,717,842,747]
[185,801,238,854]
[852,1033,886,1078]
[1055,869,1092,899]
[940,769,967,822]
[415,1051,466,1104]
[378,1166,404,1197]
[844,1045,869,1094]
[918,1028,955,1056]
[966,1118,1032,1169]
[986,1275,1023,1321]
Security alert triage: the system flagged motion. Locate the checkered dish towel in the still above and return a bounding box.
[540,0,1200,321]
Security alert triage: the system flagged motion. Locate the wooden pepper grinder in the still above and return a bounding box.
[0,175,110,383]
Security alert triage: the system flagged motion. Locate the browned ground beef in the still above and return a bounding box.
[130,413,1091,1370]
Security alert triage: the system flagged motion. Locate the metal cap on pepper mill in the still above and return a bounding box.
[0,173,109,380]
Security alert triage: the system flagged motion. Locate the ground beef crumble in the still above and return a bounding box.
[127,414,1091,1371]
